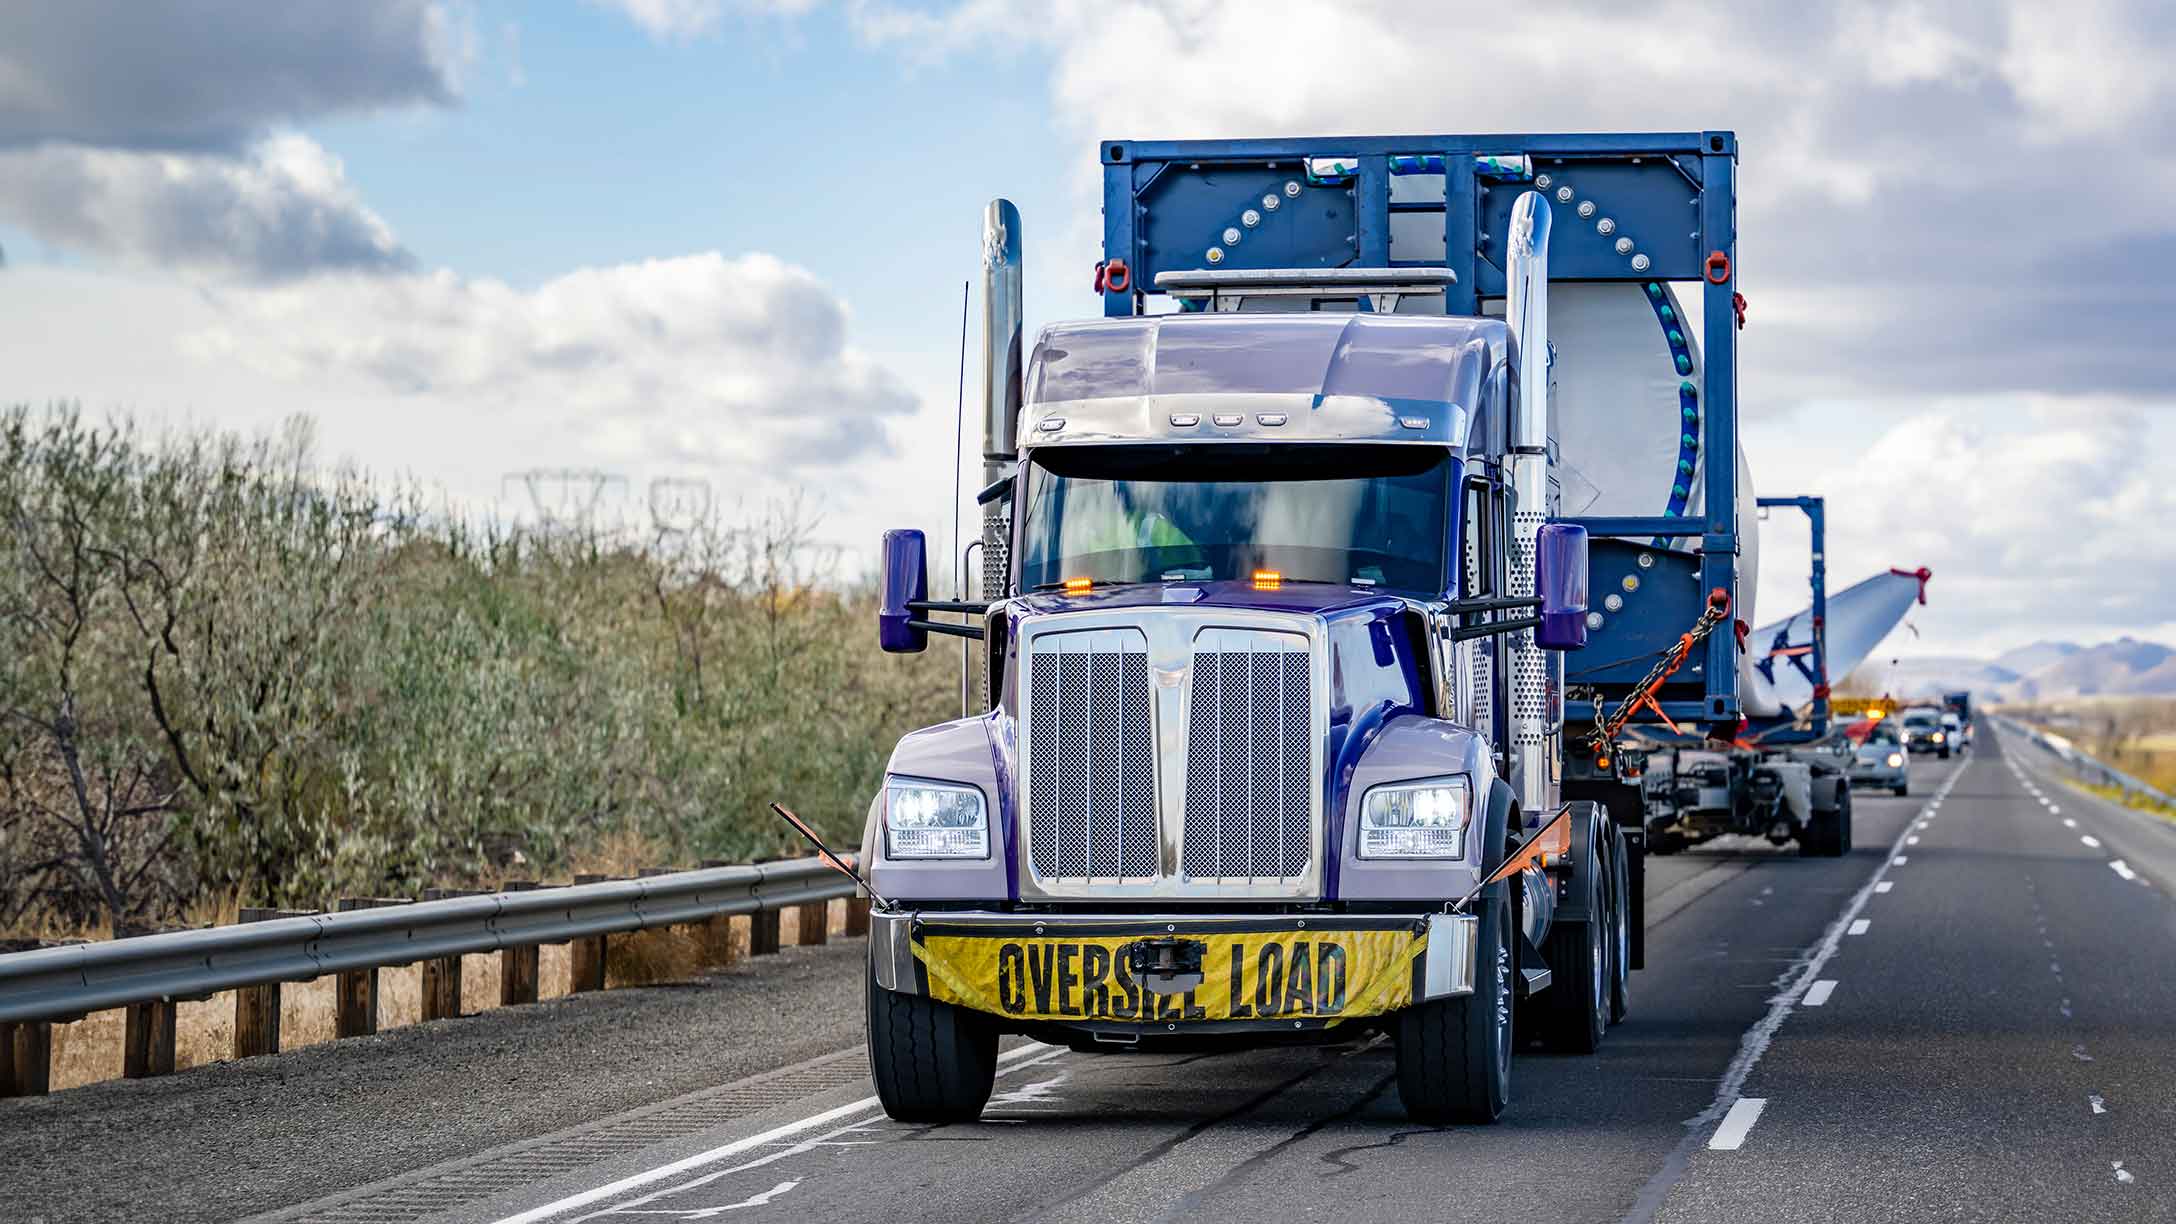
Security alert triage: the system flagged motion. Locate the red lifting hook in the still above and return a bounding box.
[1704,250,1731,285]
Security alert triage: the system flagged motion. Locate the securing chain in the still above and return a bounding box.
[1577,587,1732,760]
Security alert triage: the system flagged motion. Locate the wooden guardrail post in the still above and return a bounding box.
[123,998,177,1079]
[499,881,540,1006]
[797,899,831,946]
[844,894,871,937]
[234,907,297,1058]
[698,860,741,968]
[569,873,608,992]
[418,888,479,1021]
[748,904,781,957]
[4,1020,52,1097]
[333,897,406,1038]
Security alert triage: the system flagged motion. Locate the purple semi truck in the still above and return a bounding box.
[855,136,1727,1125]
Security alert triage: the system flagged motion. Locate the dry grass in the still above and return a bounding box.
[38,897,852,1092]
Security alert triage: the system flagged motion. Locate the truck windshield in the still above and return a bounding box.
[1017,443,1453,596]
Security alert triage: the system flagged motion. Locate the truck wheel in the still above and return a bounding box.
[866,964,998,1123]
[1539,864,1609,1053]
[1608,828,1631,1024]
[1893,780,1909,798]
[1395,888,1512,1123]
[1836,787,1855,853]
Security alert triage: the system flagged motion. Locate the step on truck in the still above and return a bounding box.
[861,132,1759,1124]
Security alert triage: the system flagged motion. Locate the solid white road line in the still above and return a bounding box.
[1708,1097,1769,1151]
[2111,860,2140,882]
[1803,980,1839,1006]
[1847,919,1871,936]
[491,1044,1065,1224]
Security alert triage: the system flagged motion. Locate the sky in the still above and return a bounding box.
[2,0,2174,661]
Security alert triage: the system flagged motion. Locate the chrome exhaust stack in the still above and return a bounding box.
[1506,191,1555,816]
[979,199,1024,600]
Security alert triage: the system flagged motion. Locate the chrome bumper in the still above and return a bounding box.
[868,909,1478,1004]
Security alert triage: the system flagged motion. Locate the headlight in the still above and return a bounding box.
[883,778,989,859]
[1931,732,1945,743]
[1887,753,1905,768]
[1359,776,1471,859]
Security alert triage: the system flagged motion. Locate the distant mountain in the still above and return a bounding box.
[1847,637,2176,703]
[1994,640,2083,676]
[2008,638,2176,701]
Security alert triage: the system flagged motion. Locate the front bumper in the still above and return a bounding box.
[868,909,1476,1033]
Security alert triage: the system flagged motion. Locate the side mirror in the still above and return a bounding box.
[878,529,930,653]
[1533,522,1588,651]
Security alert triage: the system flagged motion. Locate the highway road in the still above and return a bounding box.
[12,726,2173,1223]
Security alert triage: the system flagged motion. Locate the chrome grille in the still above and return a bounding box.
[1026,629,1157,879]
[1181,628,1312,879]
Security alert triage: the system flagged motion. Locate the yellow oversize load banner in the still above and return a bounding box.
[912,927,1427,1026]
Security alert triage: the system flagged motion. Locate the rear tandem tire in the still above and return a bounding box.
[1396,888,1513,1124]
[867,963,999,1123]
[1607,827,1631,1024]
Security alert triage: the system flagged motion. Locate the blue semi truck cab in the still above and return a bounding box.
[860,133,1762,1125]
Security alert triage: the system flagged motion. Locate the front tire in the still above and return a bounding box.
[867,964,998,1123]
[1893,781,1910,797]
[1396,887,1513,1124]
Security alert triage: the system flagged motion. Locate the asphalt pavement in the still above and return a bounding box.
[10,727,2172,1223]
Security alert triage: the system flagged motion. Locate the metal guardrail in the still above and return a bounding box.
[1994,716,2176,810]
[0,857,855,1025]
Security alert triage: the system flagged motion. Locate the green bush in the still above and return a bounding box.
[0,406,955,934]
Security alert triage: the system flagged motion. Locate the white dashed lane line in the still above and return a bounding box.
[2111,860,2140,882]
[1707,1097,1768,1151]
[2082,835,2103,849]
[1803,980,1839,1006]
[1847,920,1871,936]
[1875,882,1894,894]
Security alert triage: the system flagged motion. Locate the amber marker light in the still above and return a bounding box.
[1251,569,1283,590]
[1063,576,1094,594]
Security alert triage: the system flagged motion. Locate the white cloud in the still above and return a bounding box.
[594,0,820,40]
[0,134,409,279]
[173,250,916,470]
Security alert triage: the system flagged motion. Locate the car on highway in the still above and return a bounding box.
[1848,722,1911,795]
[1899,708,1951,759]
[1942,711,1970,752]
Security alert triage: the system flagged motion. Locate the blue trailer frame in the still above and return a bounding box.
[1098,132,1742,730]
[1751,495,1830,745]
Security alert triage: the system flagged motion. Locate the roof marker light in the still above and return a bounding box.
[1064,576,1094,594]
[1213,413,1244,426]
[1398,415,1429,430]
[1252,569,1283,590]
[1169,413,1201,427]
[1242,209,1262,228]
[1256,412,1288,426]
[1038,417,1065,431]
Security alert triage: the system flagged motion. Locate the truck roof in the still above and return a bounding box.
[1021,312,1504,452]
